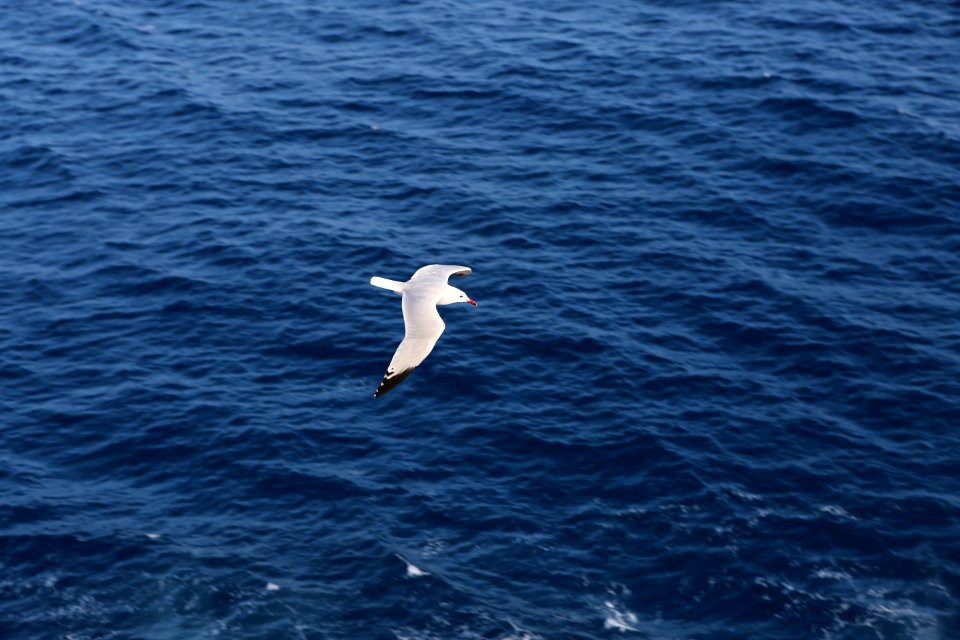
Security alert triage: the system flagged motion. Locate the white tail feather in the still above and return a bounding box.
[370,276,404,294]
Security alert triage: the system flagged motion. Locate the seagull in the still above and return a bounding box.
[370,264,476,397]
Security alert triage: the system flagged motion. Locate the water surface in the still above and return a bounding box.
[2,1,959,638]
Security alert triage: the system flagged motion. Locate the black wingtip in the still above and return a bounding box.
[373,367,417,398]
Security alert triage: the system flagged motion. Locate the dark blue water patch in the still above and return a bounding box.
[3,0,960,638]
[759,96,867,129]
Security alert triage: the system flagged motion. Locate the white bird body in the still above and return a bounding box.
[370,264,476,397]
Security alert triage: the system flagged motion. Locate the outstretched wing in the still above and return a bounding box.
[374,292,446,398]
[409,264,471,285]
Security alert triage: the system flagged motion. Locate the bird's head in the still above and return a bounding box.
[441,286,477,306]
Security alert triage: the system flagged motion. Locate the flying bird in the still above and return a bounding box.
[370,264,476,397]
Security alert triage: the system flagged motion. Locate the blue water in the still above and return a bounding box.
[2,0,959,638]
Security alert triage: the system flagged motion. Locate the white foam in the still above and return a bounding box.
[397,554,429,578]
[501,619,543,640]
[145,533,161,540]
[602,600,639,632]
[814,569,851,580]
[731,488,762,502]
[819,505,855,519]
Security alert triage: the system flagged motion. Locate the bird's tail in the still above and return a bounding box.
[370,276,404,294]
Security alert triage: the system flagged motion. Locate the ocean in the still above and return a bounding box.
[1,1,959,638]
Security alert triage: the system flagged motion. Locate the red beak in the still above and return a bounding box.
[468,299,477,306]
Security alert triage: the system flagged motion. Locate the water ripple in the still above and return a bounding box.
[1,0,959,639]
